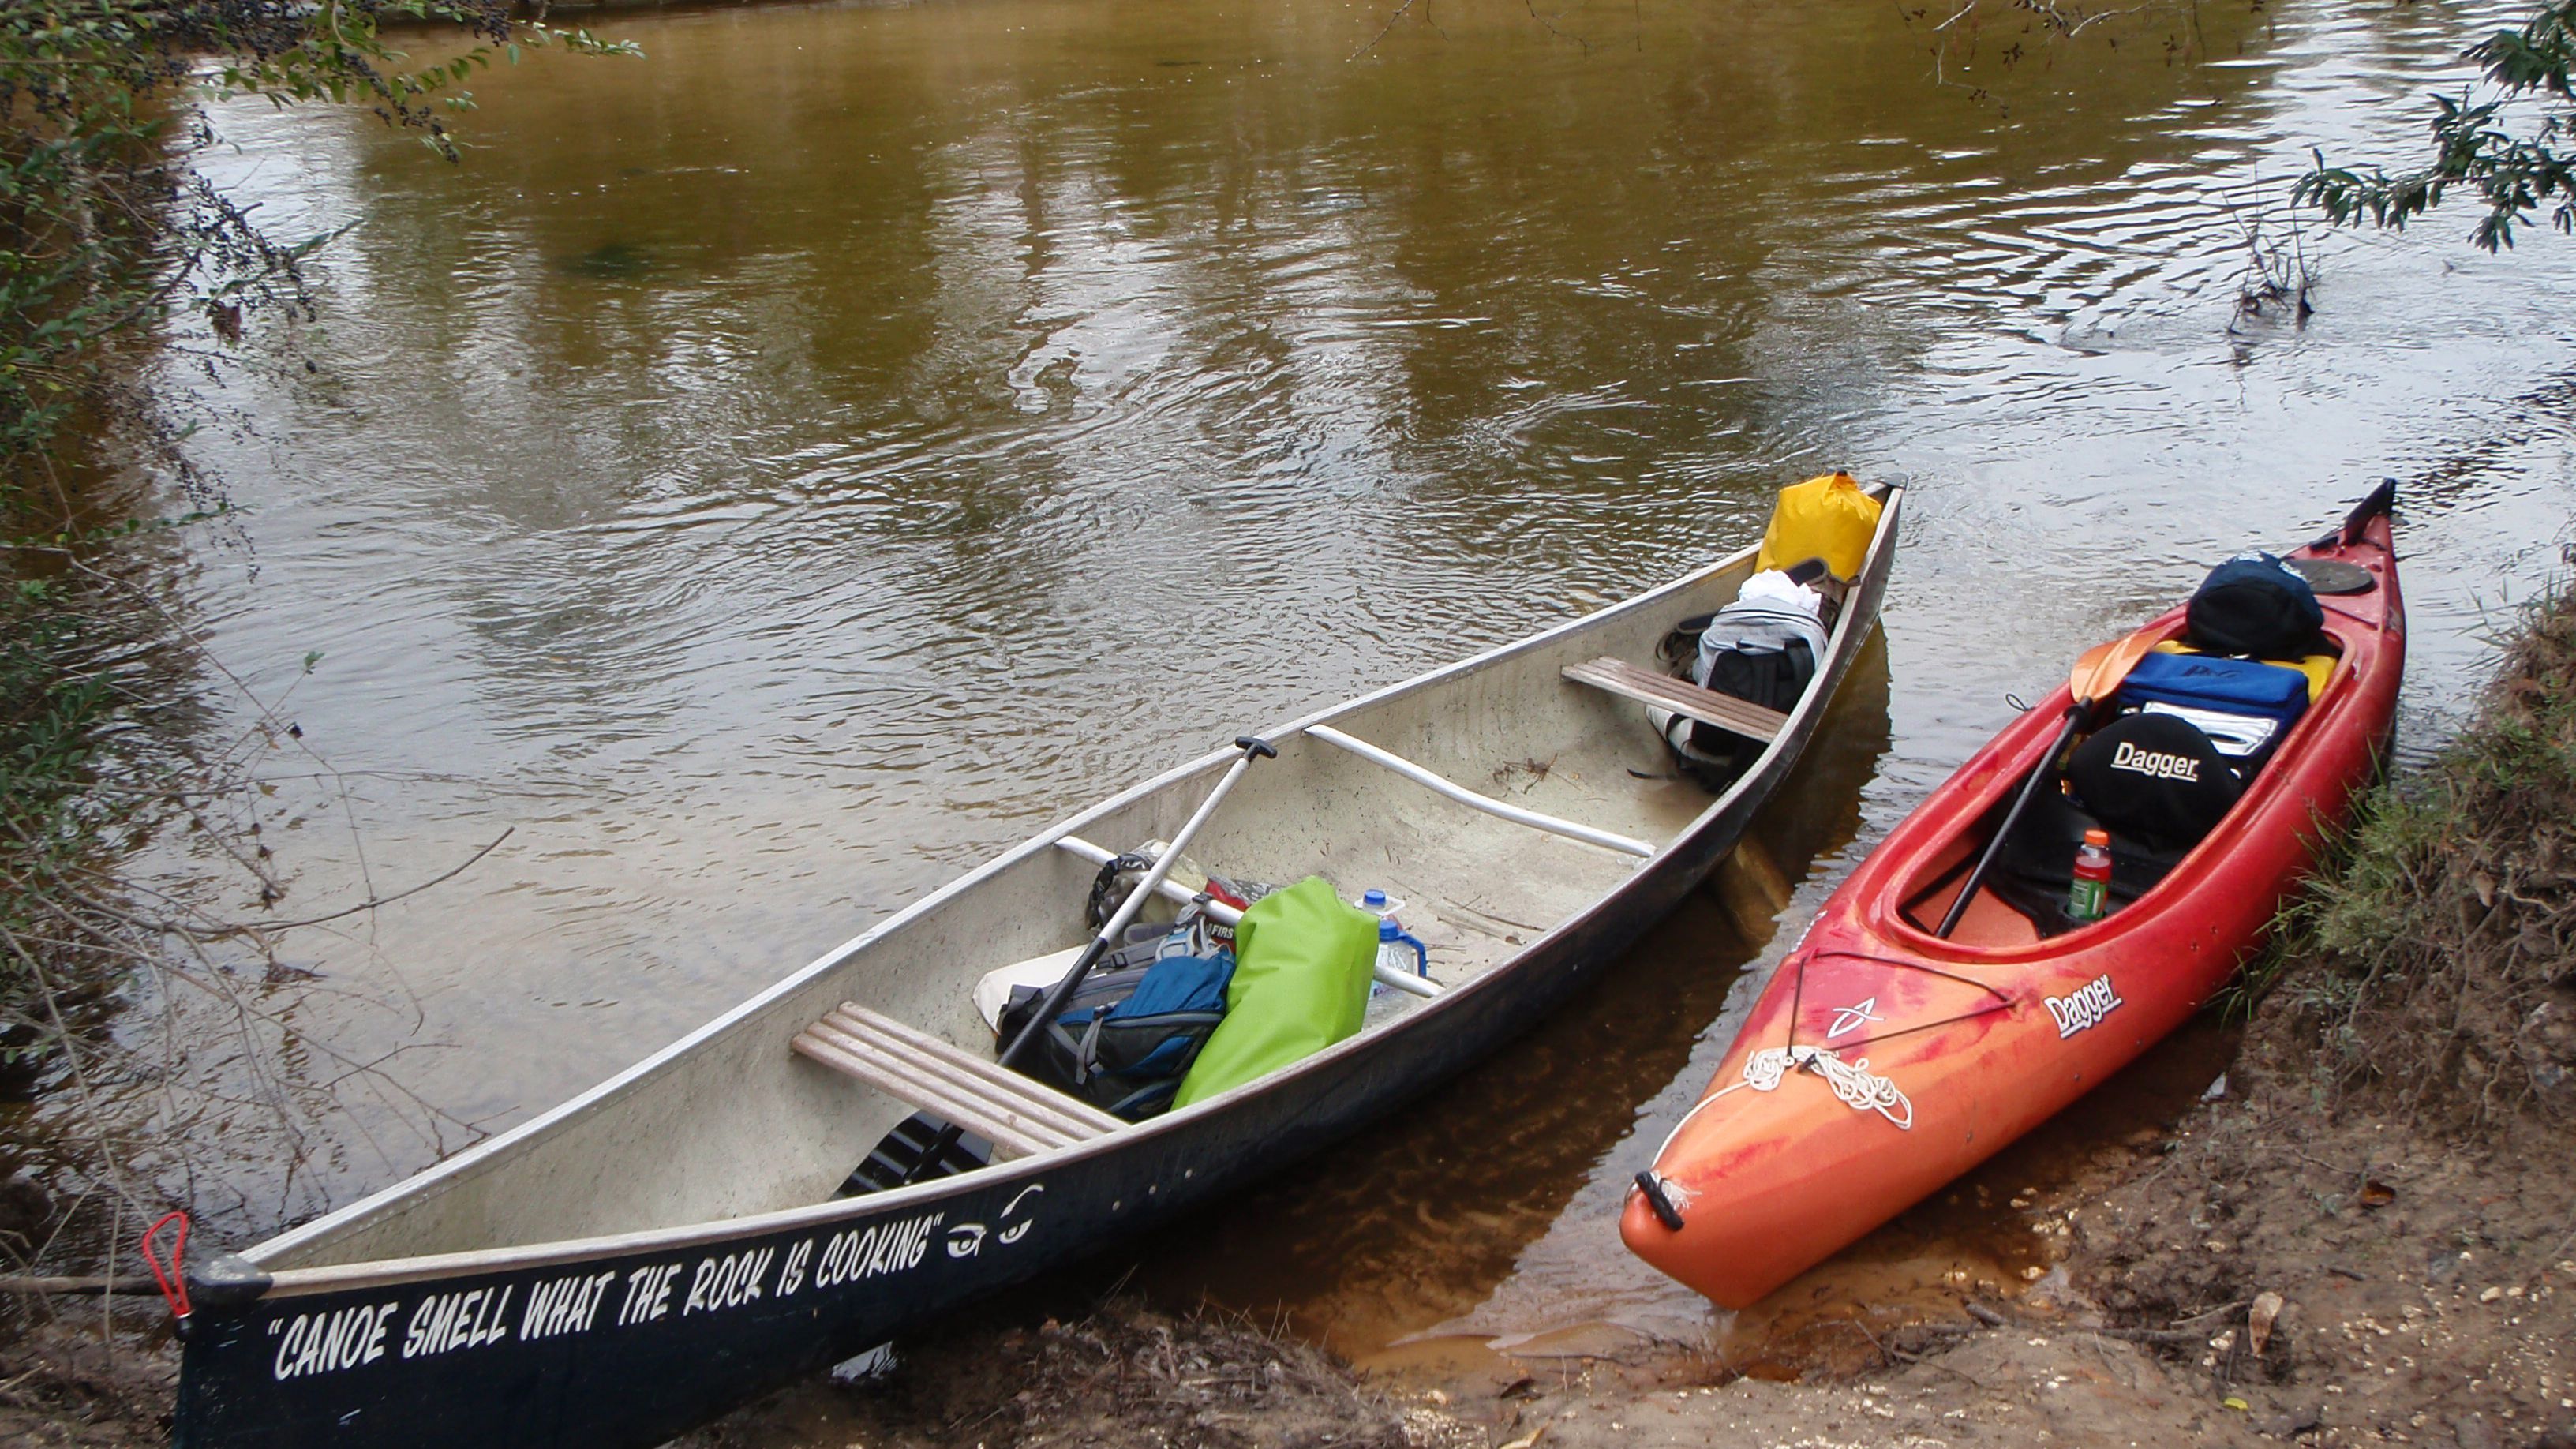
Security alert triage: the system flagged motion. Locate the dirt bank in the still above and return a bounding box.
[0,1313,173,1447]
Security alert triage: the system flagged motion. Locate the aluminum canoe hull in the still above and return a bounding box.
[174,490,1903,1448]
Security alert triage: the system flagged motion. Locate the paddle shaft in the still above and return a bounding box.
[1934,702,2086,940]
[900,735,1277,1183]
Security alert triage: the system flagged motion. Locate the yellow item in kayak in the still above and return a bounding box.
[2151,640,2335,701]
[1754,472,1882,581]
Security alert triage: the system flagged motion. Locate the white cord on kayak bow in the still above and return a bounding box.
[1639,1042,1914,1188]
[1724,1044,1913,1130]
[1630,1044,1915,1225]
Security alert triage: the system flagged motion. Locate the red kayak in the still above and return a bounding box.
[1622,486,2404,1309]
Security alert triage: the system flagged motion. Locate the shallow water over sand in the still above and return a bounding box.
[106,0,2576,1361]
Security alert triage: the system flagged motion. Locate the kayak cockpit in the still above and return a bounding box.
[1888,609,2363,951]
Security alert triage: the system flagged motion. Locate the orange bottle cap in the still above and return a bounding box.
[2083,829,2110,845]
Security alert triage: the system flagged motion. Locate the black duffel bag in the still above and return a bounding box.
[2185,551,2323,659]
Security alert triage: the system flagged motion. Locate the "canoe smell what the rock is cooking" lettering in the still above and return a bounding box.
[262,1184,1043,1385]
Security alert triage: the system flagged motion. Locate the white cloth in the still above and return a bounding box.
[972,946,1084,1032]
[1735,568,1824,619]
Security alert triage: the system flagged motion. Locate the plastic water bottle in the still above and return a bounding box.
[1357,889,1405,921]
[1375,918,1428,985]
[2067,829,2113,923]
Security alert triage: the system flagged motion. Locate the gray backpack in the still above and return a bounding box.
[1661,600,1826,787]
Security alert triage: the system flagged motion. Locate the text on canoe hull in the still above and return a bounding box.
[264,1185,1043,1383]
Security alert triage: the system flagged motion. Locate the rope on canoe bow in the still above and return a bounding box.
[1723,1044,1913,1130]
[140,1211,189,1320]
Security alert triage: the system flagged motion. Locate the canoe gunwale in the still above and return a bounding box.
[230,488,1906,1298]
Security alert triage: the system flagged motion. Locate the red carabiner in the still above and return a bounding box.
[141,1211,191,1320]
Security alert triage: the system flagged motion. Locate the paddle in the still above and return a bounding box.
[1932,630,2164,939]
[899,734,1280,1183]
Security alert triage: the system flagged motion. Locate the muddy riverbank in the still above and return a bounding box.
[674,1024,2576,1449]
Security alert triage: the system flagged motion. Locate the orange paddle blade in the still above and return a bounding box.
[2069,629,2164,707]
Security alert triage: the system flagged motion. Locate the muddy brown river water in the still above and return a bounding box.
[98,0,2576,1372]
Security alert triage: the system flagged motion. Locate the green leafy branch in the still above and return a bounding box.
[2297,2,2576,250]
[204,1,640,160]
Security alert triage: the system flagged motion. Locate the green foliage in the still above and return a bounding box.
[2297,2,2576,250]
[0,582,118,1066]
[0,597,109,851]
[2250,582,2576,1124]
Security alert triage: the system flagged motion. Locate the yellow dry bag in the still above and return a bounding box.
[1754,472,1881,581]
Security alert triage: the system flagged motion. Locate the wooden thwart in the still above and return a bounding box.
[1563,657,1789,744]
[792,1003,1123,1160]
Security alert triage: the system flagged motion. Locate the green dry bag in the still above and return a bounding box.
[1170,876,1376,1109]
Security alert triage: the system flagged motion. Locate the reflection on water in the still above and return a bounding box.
[115,0,2576,1358]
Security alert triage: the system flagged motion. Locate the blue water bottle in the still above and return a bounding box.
[1375,917,1428,986]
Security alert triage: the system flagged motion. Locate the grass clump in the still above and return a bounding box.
[2266,582,2576,1128]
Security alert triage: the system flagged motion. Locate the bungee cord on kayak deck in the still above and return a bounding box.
[1646,1042,1919,1169]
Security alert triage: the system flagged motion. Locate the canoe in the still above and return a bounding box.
[167,487,1904,1449]
[1619,485,2402,1309]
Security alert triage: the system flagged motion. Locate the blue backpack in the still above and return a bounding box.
[999,934,1234,1121]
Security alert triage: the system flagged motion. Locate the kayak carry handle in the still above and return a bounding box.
[1634,1171,1687,1232]
[2337,478,2396,547]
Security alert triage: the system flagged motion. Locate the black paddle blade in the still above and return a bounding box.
[841,1112,991,1196]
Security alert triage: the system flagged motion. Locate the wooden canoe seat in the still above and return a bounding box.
[1562,657,1790,744]
[792,1004,1123,1160]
